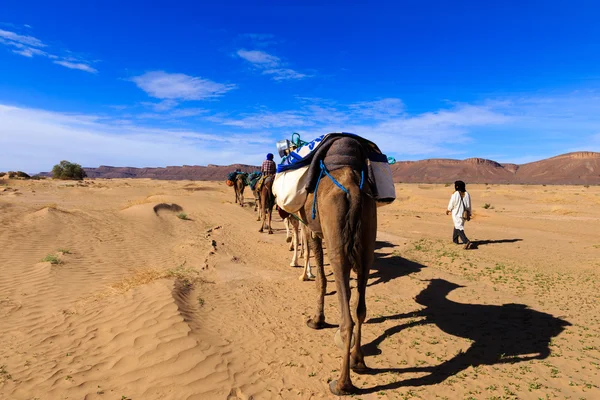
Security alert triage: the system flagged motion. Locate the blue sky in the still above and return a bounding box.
[1,0,600,173]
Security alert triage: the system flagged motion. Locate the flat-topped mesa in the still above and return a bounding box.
[398,158,504,167]
[548,151,600,160]
[463,157,504,168]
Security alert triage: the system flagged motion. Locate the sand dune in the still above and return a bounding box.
[1,178,599,399]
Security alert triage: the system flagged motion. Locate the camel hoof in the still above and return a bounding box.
[268,230,273,235]
[258,228,263,233]
[299,274,310,281]
[334,329,356,349]
[351,360,369,373]
[329,380,357,396]
[306,317,326,330]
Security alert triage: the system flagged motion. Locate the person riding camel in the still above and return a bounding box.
[257,153,276,191]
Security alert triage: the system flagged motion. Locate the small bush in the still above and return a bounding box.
[584,184,590,188]
[31,175,46,180]
[444,183,451,187]
[42,254,61,265]
[482,203,493,209]
[177,212,189,220]
[0,172,5,177]
[16,171,31,179]
[52,160,87,180]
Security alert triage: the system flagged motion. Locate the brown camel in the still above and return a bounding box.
[297,139,377,396]
[258,175,275,234]
[233,174,246,207]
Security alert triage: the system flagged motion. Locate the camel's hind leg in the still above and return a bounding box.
[258,206,265,232]
[289,219,300,266]
[299,227,314,281]
[285,217,293,245]
[299,223,306,259]
[329,250,356,395]
[267,204,273,234]
[255,193,262,221]
[350,220,375,371]
[306,235,325,326]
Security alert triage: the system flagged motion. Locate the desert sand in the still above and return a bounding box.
[0,178,599,399]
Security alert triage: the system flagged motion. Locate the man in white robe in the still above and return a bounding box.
[446,180,472,249]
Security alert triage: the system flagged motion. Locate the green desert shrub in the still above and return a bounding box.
[52,160,87,180]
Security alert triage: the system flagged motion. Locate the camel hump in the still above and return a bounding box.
[323,137,366,173]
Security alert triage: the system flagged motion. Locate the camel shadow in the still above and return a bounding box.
[375,240,398,251]
[368,244,424,287]
[470,238,523,249]
[358,278,570,393]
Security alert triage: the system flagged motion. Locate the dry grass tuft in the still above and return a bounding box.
[109,267,167,293]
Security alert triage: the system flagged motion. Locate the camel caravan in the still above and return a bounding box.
[226,132,396,395]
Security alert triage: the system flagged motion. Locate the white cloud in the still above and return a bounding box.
[236,48,309,81]
[263,68,309,81]
[141,99,179,112]
[131,71,236,100]
[236,49,280,67]
[0,28,45,47]
[349,98,405,120]
[0,27,97,73]
[12,46,47,58]
[135,107,207,120]
[0,104,270,172]
[207,100,510,156]
[53,60,98,73]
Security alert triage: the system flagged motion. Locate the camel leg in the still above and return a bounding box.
[290,220,299,266]
[239,186,244,207]
[258,195,265,232]
[259,211,265,232]
[285,218,293,244]
[255,194,261,221]
[350,249,373,372]
[306,235,326,326]
[267,205,273,234]
[299,226,314,280]
[299,224,306,259]
[329,252,356,395]
[351,194,376,372]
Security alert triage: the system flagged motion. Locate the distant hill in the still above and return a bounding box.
[39,164,260,181]
[36,152,600,184]
[390,152,600,184]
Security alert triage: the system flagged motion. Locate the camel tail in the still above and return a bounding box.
[344,170,363,274]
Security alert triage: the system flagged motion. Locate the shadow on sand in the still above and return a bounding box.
[357,278,570,393]
[469,238,523,249]
[368,241,425,287]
